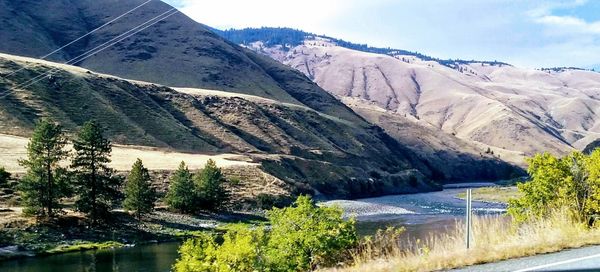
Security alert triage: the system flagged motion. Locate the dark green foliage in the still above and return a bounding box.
[0,167,10,186]
[165,162,197,213]
[217,27,308,48]
[123,159,156,220]
[17,119,70,217]
[195,159,228,210]
[71,121,122,224]
[173,196,357,271]
[255,193,292,209]
[165,160,228,213]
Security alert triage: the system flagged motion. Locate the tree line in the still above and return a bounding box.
[15,119,228,224]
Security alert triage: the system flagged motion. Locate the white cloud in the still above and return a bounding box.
[528,0,600,34]
[533,15,600,34]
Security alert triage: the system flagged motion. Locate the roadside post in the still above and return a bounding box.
[466,188,472,249]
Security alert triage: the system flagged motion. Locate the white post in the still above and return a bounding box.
[466,188,472,249]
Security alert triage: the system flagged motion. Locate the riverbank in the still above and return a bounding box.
[331,210,600,272]
[0,206,264,261]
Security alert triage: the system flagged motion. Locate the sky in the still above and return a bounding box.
[162,0,600,68]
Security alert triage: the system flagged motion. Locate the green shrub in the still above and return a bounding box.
[255,193,292,209]
[508,150,600,223]
[173,196,357,271]
[228,177,241,186]
[265,195,357,270]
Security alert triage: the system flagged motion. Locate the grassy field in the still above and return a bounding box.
[0,133,256,173]
[332,210,600,272]
[456,186,520,203]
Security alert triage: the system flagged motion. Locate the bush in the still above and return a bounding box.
[265,196,358,270]
[173,196,358,271]
[255,193,292,209]
[508,150,600,223]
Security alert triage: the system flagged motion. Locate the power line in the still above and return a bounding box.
[0,9,179,99]
[4,0,153,77]
[11,7,176,90]
[10,8,177,92]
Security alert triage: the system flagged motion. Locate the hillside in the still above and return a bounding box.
[0,53,444,198]
[228,29,600,165]
[0,0,362,124]
[0,0,522,193]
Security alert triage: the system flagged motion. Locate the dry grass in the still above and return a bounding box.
[0,133,256,173]
[329,211,600,272]
[456,186,520,203]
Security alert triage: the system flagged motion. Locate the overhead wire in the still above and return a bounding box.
[4,0,153,77]
[0,8,179,99]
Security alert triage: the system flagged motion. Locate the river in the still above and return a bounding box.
[0,183,505,271]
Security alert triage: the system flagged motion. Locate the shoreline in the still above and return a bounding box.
[0,208,264,262]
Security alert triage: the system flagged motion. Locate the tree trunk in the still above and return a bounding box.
[90,150,97,225]
[46,148,53,217]
[91,164,97,225]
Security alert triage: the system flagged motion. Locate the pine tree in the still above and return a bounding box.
[18,119,70,217]
[124,159,156,220]
[71,120,121,224]
[195,159,228,210]
[0,167,11,186]
[165,161,196,213]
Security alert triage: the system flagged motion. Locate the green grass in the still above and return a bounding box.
[456,186,520,203]
[44,241,124,254]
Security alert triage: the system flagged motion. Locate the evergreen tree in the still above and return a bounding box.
[124,159,156,220]
[195,159,228,210]
[71,121,121,224]
[0,167,11,186]
[18,119,70,217]
[165,162,197,213]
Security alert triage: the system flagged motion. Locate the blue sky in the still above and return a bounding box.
[163,0,600,69]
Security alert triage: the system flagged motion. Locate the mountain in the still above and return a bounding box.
[0,0,364,124]
[219,27,600,166]
[0,0,517,198]
[0,52,443,198]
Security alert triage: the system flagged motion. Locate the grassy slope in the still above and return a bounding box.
[0,0,364,126]
[0,54,438,198]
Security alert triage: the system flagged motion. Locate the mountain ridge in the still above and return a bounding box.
[221,27,600,166]
[216,27,512,69]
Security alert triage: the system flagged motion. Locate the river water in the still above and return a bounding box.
[0,183,505,272]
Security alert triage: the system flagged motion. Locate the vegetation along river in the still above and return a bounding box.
[0,183,506,272]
